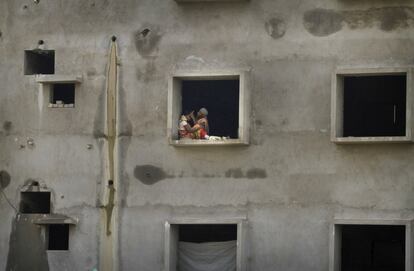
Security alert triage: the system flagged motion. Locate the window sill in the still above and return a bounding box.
[170,138,249,146]
[35,75,82,84]
[32,214,78,225]
[332,136,412,144]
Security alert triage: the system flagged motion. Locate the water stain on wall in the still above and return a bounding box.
[136,59,157,83]
[3,121,12,131]
[6,215,50,271]
[225,168,244,178]
[304,7,414,36]
[0,170,11,188]
[265,17,287,39]
[246,168,267,179]
[134,26,162,57]
[303,9,344,36]
[134,165,167,185]
[93,91,105,139]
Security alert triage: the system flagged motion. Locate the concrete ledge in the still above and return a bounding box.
[35,75,82,84]
[170,139,249,146]
[333,136,413,144]
[32,214,78,225]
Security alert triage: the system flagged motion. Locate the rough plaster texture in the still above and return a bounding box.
[1,0,414,270]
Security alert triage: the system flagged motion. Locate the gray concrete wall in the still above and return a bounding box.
[1,0,414,270]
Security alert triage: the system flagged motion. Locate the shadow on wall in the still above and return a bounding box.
[6,215,50,271]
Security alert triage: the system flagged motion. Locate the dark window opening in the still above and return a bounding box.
[19,192,51,214]
[50,84,75,105]
[343,75,406,137]
[24,50,55,75]
[181,80,239,138]
[179,224,237,243]
[341,225,405,271]
[48,224,69,250]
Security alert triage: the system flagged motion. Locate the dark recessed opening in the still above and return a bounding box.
[19,192,51,214]
[343,75,406,137]
[341,225,405,271]
[181,80,239,138]
[24,50,55,75]
[51,84,75,105]
[48,224,69,250]
[179,224,237,243]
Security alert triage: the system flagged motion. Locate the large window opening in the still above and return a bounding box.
[181,80,239,139]
[19,191,51,214]
[165,220,246,271]
[24,50,55,75]
[48,224,69,250]
[168,71,250,146]
[50,83,75,107]
[341,225,405,271]
[331,68,412,143]
[178,224,237,271]
[343,75,406,137]
[331,221,411,271]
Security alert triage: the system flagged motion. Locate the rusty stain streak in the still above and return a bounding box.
[105,37,117,236]
[100,36,118,271]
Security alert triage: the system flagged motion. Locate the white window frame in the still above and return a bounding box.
[329,219,413,271]
[331,67,413,144]
[36,75,82,108]
[164,218,248,271]
[167,70,250,146]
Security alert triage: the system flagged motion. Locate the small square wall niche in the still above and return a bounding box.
[168,71,250,146]
[331,68,413,143]
[50,84,75,108]
[20,191,51,214]
[24,50,55,75]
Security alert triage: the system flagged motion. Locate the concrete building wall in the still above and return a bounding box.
[1,0,414,270]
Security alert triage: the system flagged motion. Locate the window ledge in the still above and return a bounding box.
[170,139,249,146]
[35,75,82,84]
[332,136,412,144]
[32,214,78,225]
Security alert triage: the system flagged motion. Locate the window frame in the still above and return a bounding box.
[331,67,413,144]
[329,219,413,271]
[167,70,250,146]
[164,218,248,271]
[36,75,82,108]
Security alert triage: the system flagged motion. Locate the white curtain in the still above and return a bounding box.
[178,240,237,271]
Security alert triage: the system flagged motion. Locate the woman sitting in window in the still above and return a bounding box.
[178,108,209,140]
[192,108,209,139]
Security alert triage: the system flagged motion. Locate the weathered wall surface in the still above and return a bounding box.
[1,0,414,270]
